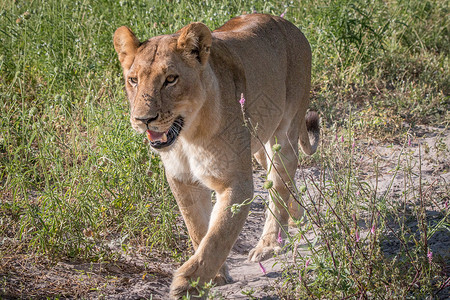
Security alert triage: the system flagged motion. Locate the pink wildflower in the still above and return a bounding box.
[355,229,360,242]
[239,93,245,108]
[305,258,311,268]
[371,224,376,235]
[408,137,412,147]
[445,200,448,209]
[352,141,355,148]
[341,135,344,143]
[259,262,267,275]
[356,190,360,196]
[427,249,433,264]
[280,9,287,18]
[277,228,283,244]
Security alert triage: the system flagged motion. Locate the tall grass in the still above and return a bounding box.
[0,0,448,297]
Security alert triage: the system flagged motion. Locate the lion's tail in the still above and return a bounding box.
[299,111,320,155]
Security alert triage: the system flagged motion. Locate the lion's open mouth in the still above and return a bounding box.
[146,117,184,149]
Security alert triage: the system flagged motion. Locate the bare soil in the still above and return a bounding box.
[1,125,448,299]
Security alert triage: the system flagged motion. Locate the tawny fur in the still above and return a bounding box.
[114,14,319,299]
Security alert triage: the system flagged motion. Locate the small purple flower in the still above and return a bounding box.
[355,229,360,242]
[239,93,245,108]
[259,262,267,275]
[427,249,433,264]
[277,228,283,244]
[341,135,344,143]
[408,137,412,147]
[280,9,287,18]
[356,190,360,196]
[371,224,376,235]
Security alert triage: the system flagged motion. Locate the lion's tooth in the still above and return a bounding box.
[161,133,168,143]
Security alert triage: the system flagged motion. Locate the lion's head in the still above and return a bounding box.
[113,23,212,150]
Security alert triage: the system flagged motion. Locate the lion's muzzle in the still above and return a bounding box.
[146,116,184,149]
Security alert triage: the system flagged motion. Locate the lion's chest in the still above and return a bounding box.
[159,141,225,188]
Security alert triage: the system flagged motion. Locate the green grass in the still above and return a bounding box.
[0,0,448,298]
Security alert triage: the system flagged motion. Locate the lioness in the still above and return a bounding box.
[114,13,319,298]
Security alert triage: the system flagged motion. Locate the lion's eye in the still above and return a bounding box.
[128,77,138,87]
[165,75,178,86]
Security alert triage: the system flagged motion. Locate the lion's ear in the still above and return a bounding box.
[177,22,212,66]
[113,26,140,73]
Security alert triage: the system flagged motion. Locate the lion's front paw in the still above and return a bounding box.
[170,271,192,299]
[170,257,225,299]
[214,263,232,286]
[248,241,282,262]
[169,258,201,299]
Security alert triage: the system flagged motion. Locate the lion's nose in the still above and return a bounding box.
[135,113,159,125]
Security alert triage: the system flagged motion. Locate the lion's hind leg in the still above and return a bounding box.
[248,124,300,262]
